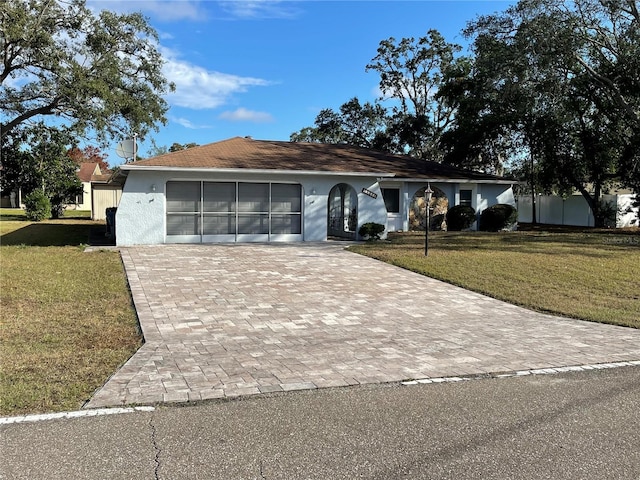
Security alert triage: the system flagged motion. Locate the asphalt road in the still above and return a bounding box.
[2,366,639,480]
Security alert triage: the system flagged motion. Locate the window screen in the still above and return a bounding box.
[203,182,235,212]
[166,181,302,238]
[271,184,302,213]
[238,183,269,213]
[167,181,200,213]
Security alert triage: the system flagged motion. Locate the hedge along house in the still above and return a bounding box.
[114,137,516,245]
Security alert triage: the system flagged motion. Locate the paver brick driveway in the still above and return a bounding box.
[86,244,640,408]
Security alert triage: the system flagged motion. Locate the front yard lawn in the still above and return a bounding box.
[0,214,141,416]
[349,230,640,329]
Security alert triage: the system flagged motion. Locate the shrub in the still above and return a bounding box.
[479,203,518,231]
[358,222,385,240]
[24,190,51,222]
[446,205,476,231]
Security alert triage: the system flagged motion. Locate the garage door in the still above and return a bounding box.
[166,181,302,243]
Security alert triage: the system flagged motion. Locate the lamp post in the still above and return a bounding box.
[424,184,433,256]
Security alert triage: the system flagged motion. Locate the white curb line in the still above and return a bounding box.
[0,406,155,425]
[401,360,640,386]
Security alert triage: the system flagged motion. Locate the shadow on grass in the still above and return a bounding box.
[0,213,27,221]
[1,223,92,247]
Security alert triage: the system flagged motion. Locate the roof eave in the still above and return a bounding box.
[379,177,518,185]
[121,165,396,178]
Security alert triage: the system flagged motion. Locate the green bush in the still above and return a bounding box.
[446,205,476,231]
[24,190,51,222]
[358,222,385,240]
[479,203,518,231]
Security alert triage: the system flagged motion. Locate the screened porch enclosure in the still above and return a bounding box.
[166,181,302,242]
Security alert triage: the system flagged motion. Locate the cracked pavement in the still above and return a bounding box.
[2,366,640,479]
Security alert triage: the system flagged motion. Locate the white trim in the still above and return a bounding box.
[166,234,200,244]
[269,234,304,242]
[378,177,515,185]
[202,234,236,243]
[236,233,270,242]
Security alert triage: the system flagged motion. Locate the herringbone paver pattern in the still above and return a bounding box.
[86,244,640,408]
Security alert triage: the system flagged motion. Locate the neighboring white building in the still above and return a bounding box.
[73,162,102,211]
[114,137,516,245]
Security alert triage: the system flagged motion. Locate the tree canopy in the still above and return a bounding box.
[440,0,640,225]
[0,0,174,145]
[68,146,109,172]
[290,98,388,149]
[1,125,83,218]
[291,0,639,212]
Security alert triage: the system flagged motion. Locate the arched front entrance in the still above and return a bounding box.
[328,183,358,239]
[409,186,449,231]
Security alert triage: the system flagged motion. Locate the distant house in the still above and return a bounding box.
[91,173,123,221]
[114,137,516,245]
[74,162,102,211]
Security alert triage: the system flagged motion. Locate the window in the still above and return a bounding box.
[381,188,400,213]
[460,189,472,207]
[166,181,302,238]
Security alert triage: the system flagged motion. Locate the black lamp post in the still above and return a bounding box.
[424,184,433,256]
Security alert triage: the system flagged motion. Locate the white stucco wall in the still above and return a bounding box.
[115,170,516,245]
[115,170,390,245]
[299,177,389,241]
[115,171,168,245]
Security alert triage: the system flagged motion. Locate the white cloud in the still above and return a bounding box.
[218,0,301,19]
[161,48,271,110]
[86,0,207,22]
[218,108,274,123]
[158,31,175,40]
[170,117,212,129]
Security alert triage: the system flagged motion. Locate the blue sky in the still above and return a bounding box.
[88,1,515,166]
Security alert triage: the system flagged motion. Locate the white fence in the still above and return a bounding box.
[517,194,638,228]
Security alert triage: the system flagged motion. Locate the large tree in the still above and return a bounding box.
[291,31,461,160]
[366,29,461,160]
[0,0,174,145]
[442,0,640,226]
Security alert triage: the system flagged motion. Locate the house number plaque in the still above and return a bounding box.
[361,188,377,199]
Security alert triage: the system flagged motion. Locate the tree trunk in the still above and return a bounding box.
[530,154,537,225]
[574,181,604,228]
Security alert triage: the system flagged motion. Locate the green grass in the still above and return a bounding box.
[0,214,141,416]
[349,230,640,329]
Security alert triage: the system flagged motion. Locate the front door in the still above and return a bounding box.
[327,183,357,239]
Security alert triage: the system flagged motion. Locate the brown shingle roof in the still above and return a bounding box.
[126,137,508,181]
[77,162,101,182]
